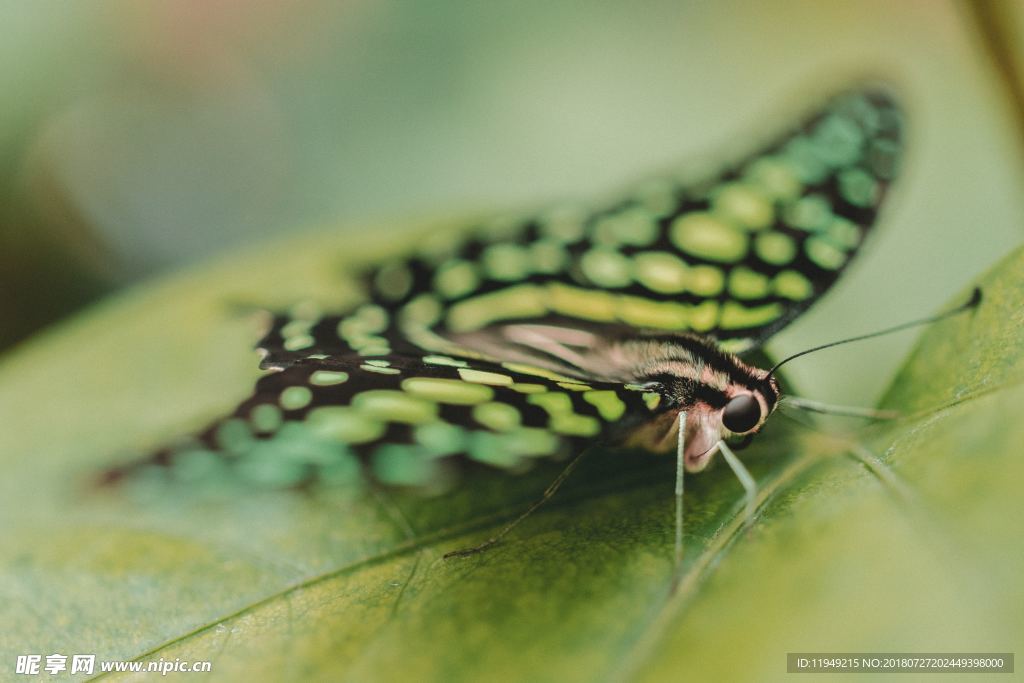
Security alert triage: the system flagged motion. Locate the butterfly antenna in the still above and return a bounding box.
[779,396,900,420]
[765,287,982,378]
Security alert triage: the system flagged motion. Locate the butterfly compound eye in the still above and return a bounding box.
[722,394,761,434]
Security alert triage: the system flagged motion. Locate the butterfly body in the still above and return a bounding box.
[107,88,902,493]
[446,325,781,469]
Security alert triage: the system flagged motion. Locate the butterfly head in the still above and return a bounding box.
[672,372,779,473]
[621,336,780,473]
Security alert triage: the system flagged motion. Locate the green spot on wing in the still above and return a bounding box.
[634,252,689,294]
[280,320,312,339]
[280,386,313,411]
[472,402,522,431]
[338,308,388,338]
[728,267,769,299]
[711,182,774,230]
[580,248,633,288]
[811,113,864,167]
[353,390,438,423]
[360,364,401,375]
[784,194,832,231]
[549,413,600,437]
[687,265,725,296]
[838,167,879,207]
[548,284,618,322]
[250,403,283,433]
[556,382,592,392]
[434,260,480,299]
[457,368,514,386]
[690,300,719,332]
[772,270,814,300]
[824,218,861,249]
[307,407,386,443]
[670,213,747,262]
[373,263,413,301]
[508,382,548,394]
[743,156,803,201]
[530,241,569,274]
[446,285,545,332]
[283,334,314,351]
[805,237,847,270]
[310,371,349,386]
[401,294,443,327]
[414,422,467,456]
[401,377,494,405]
[505,427,561,456]
[781,135,830,183]
[527,392,574,415]
[720,301,784,329]
[482,244,532,281]
[617,296,690,329]
[583,390,626,421]
[469,428,562,464]
[353,305,389,334]
[754,232,796,266]
[468,432,523,468]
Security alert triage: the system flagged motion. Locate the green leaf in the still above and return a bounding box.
[1,233,1021,681]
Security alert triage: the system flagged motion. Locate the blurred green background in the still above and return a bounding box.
[2,0,1023,406]
[2,4,1024,681]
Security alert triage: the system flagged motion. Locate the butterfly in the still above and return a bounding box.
[105,87,905,557]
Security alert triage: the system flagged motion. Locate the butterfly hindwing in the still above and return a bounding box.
[112,339,663,490]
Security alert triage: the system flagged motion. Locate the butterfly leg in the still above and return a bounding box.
[368,484,423,617]
[782,397,900,420]
[717,440,757,523]
[443,449,589,559]
[674,411,686,570]
[847,443,914,503]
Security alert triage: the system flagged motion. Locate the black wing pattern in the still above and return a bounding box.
[106,87,902,491]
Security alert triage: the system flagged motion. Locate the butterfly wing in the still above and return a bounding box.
[106,87,902,491]
[365,88,903,354]
[107,344,662,490]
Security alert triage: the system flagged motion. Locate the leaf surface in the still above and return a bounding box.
[1,231,1021,682]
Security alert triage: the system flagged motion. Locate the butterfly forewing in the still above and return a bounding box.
[108,87,903,491]
[372,89,901,353]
